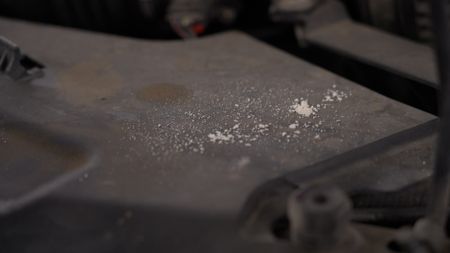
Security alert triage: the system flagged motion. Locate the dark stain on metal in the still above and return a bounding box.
[136,83,193,104]
[58,59,123,105]
[0,115,96,215]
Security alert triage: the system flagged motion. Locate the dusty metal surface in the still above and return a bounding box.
[0,18,437,252]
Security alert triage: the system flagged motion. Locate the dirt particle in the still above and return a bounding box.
[290,99,317,117]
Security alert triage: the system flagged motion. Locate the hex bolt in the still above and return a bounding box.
[287,185,354,250]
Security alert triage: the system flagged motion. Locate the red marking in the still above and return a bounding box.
[192,23,206,35]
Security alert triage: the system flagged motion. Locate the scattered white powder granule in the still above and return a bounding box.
[289,123,299,129]
[237,156,251,168]
[208,131,234,143]
[257,124,270,134]
[323,89,348,102]
[124,83,351,156]
[323,95,333,102]
[290,99,317,117]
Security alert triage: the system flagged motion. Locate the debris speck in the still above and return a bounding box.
[208,131,234,143]
[322,89,348,102]
[290,99,317,117]
[289,123,299,129]
[257,123,270,133]
[237,157,251,168]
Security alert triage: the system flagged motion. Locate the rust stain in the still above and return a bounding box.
[136,83,192,104]
[58,59,123,105]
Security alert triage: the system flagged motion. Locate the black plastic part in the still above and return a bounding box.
[426,0,450,227]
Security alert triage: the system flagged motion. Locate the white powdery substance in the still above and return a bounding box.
[121,116,208,156]
[289,122,299,129]
[290,99,317,117]
[121,83,354,157]
[208,131,234,143]
[208,122,271,146]
[323,89,348,102]
[257,124,270,134]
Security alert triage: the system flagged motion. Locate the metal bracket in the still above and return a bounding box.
[270,0,438,89]
[0,36,44,82]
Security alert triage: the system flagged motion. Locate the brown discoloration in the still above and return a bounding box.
[136,83,192,104]
[58,59,123,105]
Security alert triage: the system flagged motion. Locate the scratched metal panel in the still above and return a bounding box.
[0,18,436,252]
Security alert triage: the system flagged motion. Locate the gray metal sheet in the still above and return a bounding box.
[0,18,435,215]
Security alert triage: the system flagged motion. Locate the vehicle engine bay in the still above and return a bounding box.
[0,1,449,252]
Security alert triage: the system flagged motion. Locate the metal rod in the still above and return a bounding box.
[427,0,450,227]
